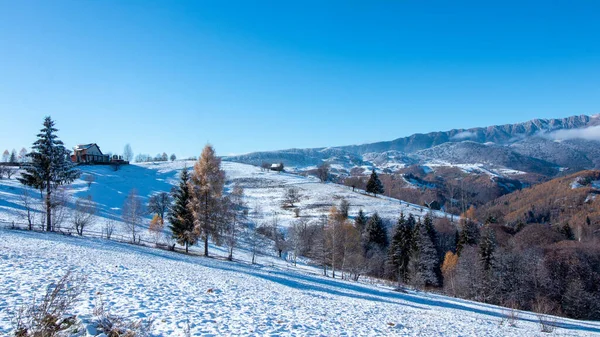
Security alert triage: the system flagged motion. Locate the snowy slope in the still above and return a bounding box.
[2,229,600,336]
[0,161,450,242]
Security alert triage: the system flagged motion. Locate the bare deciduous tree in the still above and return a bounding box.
[123,144,134,162]
[122,189,144,243]
[72,195,96,236]
[282,187,302,208]
[19,188,38,230]
[316,162,330,183]
[84,174,95,189]
[148,192,171,221]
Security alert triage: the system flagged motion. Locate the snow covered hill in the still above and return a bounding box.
[0,160,448,242]
[2,229,600,336]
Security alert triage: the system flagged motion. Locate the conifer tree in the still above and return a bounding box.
[388,212,413,284]
[363,212,388,252]
[366,169,384,197]
[456,219,480,256]
[478,226,496,272]
[409,218,440,288]
[423,214,443,280]
[354,209,367,233]
[168,167,195,253]
[9,149,16,163]
[18,117,80,231]
[189,144,226,257]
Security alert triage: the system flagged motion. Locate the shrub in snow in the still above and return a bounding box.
[93,298,154,337]
[10,271,86,337]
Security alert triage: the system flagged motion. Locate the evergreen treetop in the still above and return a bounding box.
[366,169,384,197]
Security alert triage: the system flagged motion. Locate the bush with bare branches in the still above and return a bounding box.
[10,271,86,337]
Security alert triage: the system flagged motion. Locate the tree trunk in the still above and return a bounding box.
[185,242,189,254]
[46,183,51,232]
[204,191,209,257]
[204,236,209,257]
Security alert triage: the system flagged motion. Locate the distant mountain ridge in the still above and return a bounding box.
[225,114,600,177]
[337,114,598,155]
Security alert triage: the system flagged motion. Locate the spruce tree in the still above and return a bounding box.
[409,218,440,288]
[388,212,413,284]
[364,212,388,252]
[456,219,480,256]
[18,116,80,231]
[478,226,496,271]
[354,209,368,233]
[168,167,195,253]
[366,169,384,197]
[9,149,16,163]
[423,214,443,281]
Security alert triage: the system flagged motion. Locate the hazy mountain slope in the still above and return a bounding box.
[338,114,598,155]
[225,114,600,177]
[414,141,559,176]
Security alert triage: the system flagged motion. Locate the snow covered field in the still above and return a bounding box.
[2,161,600,336]
[2,228,600,336]
[0,160,450,243]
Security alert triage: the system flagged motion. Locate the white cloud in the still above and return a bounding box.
[547,125,600,142]
[451,131,476,140]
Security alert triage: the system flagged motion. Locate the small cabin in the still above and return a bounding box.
[71,143,110,164]
[270,163,284,172]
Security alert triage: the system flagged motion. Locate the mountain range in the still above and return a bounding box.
[226,114,600,178]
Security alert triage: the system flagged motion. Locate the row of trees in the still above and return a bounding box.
[2,148,28,163]
[134,152,177,163]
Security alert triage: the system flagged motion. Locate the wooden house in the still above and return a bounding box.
[71,143,110,164]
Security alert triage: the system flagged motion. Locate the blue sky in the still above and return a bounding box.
[0,1,599,158]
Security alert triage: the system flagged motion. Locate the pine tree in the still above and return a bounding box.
[409,218,440,288]
[363,212,388,252]
[479,226,496,271]
[560,223,575,240]
[9,149,17,163]
[168,167,195,253]
[189,144,226,257]
[354,209,367,233]
[424,214,443,281]
[456,219,480,256]
[18,117,80,231]
[388,212,413,284]
[366,169,384,197]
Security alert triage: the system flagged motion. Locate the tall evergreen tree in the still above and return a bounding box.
[168,167,195,253]
[366,169,384,197]
[478,225,496,272]
[409,218,440,288]
[354,209,368,233]
[363,212,388,252]
[456,219,480,256]
[9,149,17,163]
[423,214,443,281]
[18,117,80,231]
[189,144,226,257]
[388,212,413,284]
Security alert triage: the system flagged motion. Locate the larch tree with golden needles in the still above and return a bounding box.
[189,144,226,257]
